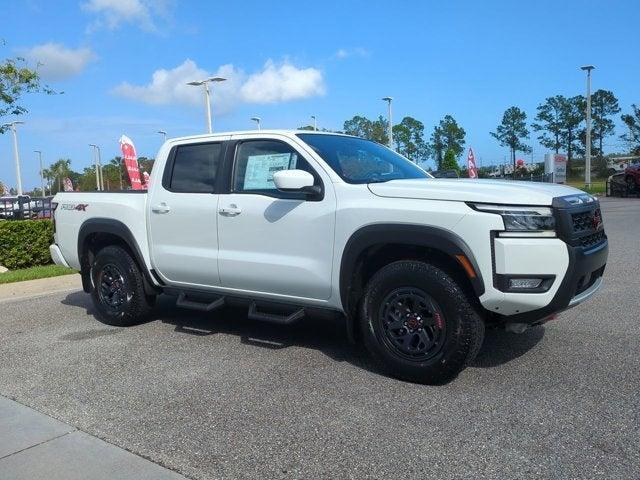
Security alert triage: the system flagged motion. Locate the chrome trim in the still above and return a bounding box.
[568,276,603,308]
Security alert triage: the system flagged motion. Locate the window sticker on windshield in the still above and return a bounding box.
[243,153,293,190]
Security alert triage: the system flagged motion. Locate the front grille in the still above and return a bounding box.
[553,197,606,248]
[571,209,599,233]
[580,230,606,248]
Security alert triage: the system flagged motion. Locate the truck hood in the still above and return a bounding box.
[367,178,582,206]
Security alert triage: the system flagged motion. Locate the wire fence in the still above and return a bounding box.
[0,196,55,220]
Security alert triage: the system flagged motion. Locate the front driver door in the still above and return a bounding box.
[217,137,336,300]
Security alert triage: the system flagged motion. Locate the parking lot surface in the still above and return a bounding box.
[0,197,638,479]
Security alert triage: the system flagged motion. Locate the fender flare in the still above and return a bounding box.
[339,223,485,315]
[77,218,159,294]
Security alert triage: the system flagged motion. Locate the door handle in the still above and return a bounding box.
[219,204,242,216]
[152,202,171,214]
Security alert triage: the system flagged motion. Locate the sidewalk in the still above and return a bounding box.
[0,274,82,302]
[0,395,188,480]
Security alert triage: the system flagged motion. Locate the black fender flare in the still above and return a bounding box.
[77,218,160,294]
[339,223,485,317]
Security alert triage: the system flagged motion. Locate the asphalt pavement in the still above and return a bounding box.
[0,197,638,479]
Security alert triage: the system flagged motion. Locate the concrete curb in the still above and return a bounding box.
[0,395,189,480]
[0,274,82,302]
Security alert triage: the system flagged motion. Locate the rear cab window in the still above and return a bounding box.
[163,142,222,193]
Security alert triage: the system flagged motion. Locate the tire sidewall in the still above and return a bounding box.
[361,261,482,383]
[91,247,146,326]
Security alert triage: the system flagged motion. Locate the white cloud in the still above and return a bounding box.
[112,59,325,112]
[334,47,370,59]
[81,0,168,31]
[240,60,325,104]
[22,43,96,80]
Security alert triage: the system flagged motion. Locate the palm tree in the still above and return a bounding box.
[48,159,72,193]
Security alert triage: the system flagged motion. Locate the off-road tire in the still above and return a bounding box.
[360,260,484,384]
[90,245,153,326]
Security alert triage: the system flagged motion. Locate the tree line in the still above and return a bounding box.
[493,90,639,174]
[301,114,466,172]
[304,89,640,176]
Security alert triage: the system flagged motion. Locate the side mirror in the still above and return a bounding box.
[273,169,315,192]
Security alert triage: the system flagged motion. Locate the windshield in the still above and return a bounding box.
[297,134,431,184]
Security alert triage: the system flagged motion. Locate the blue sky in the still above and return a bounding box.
[2,0,639,190]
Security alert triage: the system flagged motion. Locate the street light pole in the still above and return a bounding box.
[157,130,167,142]
[187,77,227,133]
[311,115,317,131]
[97,146,104,191]
[3,121,25,195]
[89,144,103,191]
[251,117,261,130]
[581,65,595,189]
[382,97,393,149]
[34,150,45,196]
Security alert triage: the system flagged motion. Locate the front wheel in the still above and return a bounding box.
[360,260,484,384]
[90,245,154,326]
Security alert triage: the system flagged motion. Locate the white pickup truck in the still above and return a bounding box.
[51,131,608,383]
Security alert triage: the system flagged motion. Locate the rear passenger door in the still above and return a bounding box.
[148,138,228,287]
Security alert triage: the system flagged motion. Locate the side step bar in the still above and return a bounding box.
[176,293,225,312]
[247,301,305,325]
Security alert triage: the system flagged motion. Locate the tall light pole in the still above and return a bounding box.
[251,117,261,130]
[3,121,25,195]
[581,65,595,188]
[187,77,226,133]
[157,130,167,142]
[34,150,45,196]
[382,97,393,149]
[89,144,103,191]
[311,115,317,131]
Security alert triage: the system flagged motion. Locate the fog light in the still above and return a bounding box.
[509,278,543,289]
[495,274,555,293]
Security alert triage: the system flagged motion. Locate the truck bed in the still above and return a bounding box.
[53,191,149,271]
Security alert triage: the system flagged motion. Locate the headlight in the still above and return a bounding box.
[470,203,555,232]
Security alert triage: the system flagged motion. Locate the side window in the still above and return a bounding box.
[232,140,318,196]
[167,143,221,193]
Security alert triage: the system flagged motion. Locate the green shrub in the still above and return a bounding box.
[0,220,54,269]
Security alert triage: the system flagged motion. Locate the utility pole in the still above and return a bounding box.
[581,65,595,189]
[89,144,103,191]
[382,97,393,149]
[34,150,45,196]
[3,121,25,195]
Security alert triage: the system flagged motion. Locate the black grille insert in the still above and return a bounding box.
[581,230,606,248]
[571,208,601,233]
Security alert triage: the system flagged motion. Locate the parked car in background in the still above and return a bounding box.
[625,162,640,189]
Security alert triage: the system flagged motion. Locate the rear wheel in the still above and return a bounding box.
[90,245,154,326]
[360,260,484,384]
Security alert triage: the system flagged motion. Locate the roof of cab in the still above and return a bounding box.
[166,129,351,143]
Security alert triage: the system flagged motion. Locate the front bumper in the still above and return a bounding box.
[49,244,70,268]
[501,229,608,324]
